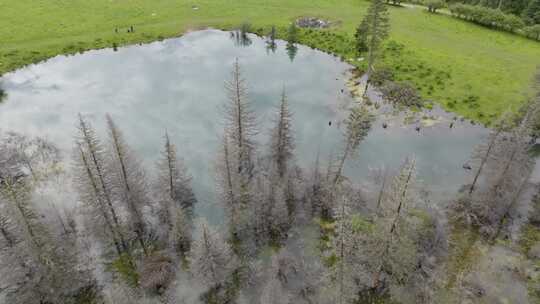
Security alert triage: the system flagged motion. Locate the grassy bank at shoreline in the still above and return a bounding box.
[1,0,539,123]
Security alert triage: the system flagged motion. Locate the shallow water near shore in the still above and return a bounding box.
[0,30,493,221]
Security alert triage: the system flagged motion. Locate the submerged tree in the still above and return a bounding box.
[155,131,196,256]
[259,254,293,304]
[456,103,537,239]
[75,114,129,254]
[220,59,260,255]
[106,115,150,256]
[1,132,60,182]
[333,105,374,186]
[361,0,391,96]
[74,141,124,256]
[370,159,418,291]
[478,111,535,238]
[269,88,295,179]
[0,177,83,304]
[216,135,240,241]
[224,59,257,179]
[467,111,512,195]
[189,221,238,300]
[336,158,440,302]
[253,174,290,246]
[328,194,362,304]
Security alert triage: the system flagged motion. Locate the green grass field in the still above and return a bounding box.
[1,0,539,123]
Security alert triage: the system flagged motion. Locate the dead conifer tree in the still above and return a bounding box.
[155,131,196,256]
[223,58,257,179]
[269,88,295,179]
[468,111,513,195]
[106,115,150,255]
[76,114,128,253]
[74,142,124,255]
[189,221,238,297]
[333,105,374,186]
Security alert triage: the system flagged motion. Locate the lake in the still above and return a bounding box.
[0,30,490,221]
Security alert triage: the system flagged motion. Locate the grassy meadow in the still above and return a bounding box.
[0,0,539,123]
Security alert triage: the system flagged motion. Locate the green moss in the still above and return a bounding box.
[73,285,101,304]
[446,224,481,288]
[350,214,374,233]
[409,208,433,224]
[520,224,540,254]
[519,225,540,303]
[109,253,139,287]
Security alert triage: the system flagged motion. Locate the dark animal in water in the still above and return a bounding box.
[382,122,388,129]
[462,164,472,170]
[329,121,332,126]
[449,122,454,129]
[415,126,421,132]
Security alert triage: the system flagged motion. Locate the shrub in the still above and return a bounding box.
[380,81,423,107]
[385,0,403,5]
[426,0,445,13]
[449,4,525,33]
[370,68,394,86]
[524,24,540,40]
[110,254,140,287]
[139,254,175,294]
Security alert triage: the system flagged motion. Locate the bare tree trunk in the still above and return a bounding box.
[108,119,148,256]
[333,142,352,186]
[338,202,345,304]
[232,60,246,175]
[0,216,15,248]
[376,169,388,211]
[165,132,175,200]
[469,130,501,195]
[78,144,123,256]
[3,181,41,251]
[373,160,414,289]
[51,204,69,235]
[77,116,129,252]
[491,172,530,243]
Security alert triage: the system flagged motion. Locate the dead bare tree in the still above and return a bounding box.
[332,105,374,186]
[74,143,124,256]
[270,88,295,179]
[224,58,257,179]
[156,131,196,214]
[106,115,150,256]
[189,220,238,299]
[371,158,417,290]
[76,114,129,253]
[468,112,512,195]
[259,254,293,304]
[0,177,83,304]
